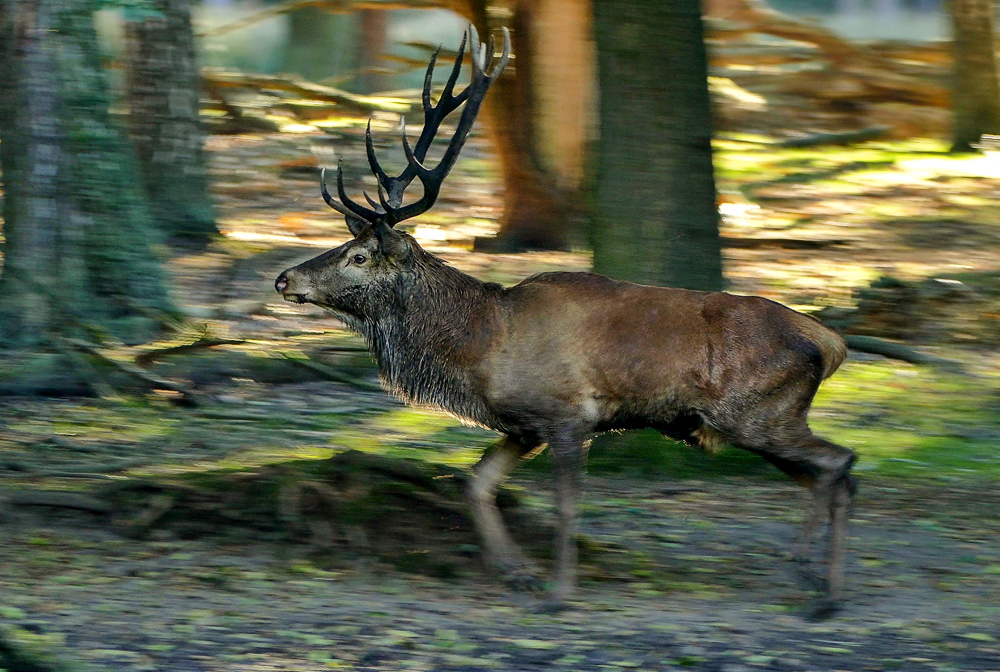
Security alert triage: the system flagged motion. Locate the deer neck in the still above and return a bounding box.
[362,257,502,427]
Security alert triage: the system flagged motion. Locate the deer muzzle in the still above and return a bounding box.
[275,270,309,304]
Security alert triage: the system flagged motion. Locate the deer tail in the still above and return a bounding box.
[790,312,848,379]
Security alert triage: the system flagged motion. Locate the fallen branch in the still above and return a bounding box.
[60,338,199,404]
[202,70,412,115]
[5,490,111,514]
[280,352,383,392]
[844,335,965,372]
[775,125,890,148]
[134,338,245,367]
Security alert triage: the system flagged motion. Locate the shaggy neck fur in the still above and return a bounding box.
[353,249,503,428]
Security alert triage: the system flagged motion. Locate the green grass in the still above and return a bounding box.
[811,360,1000,481]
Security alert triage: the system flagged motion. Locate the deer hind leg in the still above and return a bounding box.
[466,435,541,591]
[733,425,856,608]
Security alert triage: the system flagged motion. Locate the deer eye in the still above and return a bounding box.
[352,254,367,265]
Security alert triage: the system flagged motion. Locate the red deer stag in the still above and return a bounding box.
[275,26,857,617]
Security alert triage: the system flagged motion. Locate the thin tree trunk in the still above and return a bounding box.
[470,0,573,251]
[125,0,216,241]
[948,0,1000,151]
[0,0,173,351]
[590,0,723,291]
[358,8,388,93]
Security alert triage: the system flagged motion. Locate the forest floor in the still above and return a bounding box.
[2,127,1000,671]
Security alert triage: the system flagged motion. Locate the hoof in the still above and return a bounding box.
[806,597,842,621]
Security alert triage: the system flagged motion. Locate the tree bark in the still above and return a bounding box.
[0,0,173,350]
[125,0,216,241]
[948,0,1000,152]
[590,0,723,291]
[470,0,575,251]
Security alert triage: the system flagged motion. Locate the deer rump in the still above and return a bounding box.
[275,25,857,618]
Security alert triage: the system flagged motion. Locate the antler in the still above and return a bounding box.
[321,25,510,235]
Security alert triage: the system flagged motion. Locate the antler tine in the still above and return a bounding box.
[389,25,510,224]
[362,190,386,213]
[421,46,440,113]
[438,30,468,109]
[365,120,391,186]
[489,27,511,79]
[321,168,370,236]
[335,160,381,222]
[327,26,508,230]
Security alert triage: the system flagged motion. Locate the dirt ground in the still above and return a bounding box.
[2,397,1000,672]
[2,130,1000,670]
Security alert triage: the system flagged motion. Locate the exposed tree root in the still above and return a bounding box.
[844,335,966,373]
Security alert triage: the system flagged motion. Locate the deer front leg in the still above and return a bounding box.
[466,435,541,590]
[543,430,588,611]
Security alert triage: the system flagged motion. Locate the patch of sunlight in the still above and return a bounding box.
[221,230,338,246]
[313,118,356,130]
[865,201,927,219]
[276,122,320,134]
[900,154,1000,179]
[412,224,449,243]
[331,407,498,467]
[941,194,996,207]
[719,202,761,227]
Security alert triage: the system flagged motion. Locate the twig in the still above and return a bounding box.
[134,338,245,367]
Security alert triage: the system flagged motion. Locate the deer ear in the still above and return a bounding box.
[345,214,368,238]
[373,221,411,260]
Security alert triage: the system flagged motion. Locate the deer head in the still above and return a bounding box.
[275,26,510,322]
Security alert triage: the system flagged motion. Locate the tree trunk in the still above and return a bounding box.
[470,0,574,251]
[590,0,723,291]
[0,0,173,352]
[358,8,388,93]
[125,0,216,241]
[948,0,1000,152]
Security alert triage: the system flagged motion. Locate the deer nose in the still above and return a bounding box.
[275,273,289,294]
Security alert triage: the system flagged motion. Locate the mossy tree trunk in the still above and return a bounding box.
[0,0,173,352]
[948,0,1000,152]
[589,0,723,291]
[125,0,216,241]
